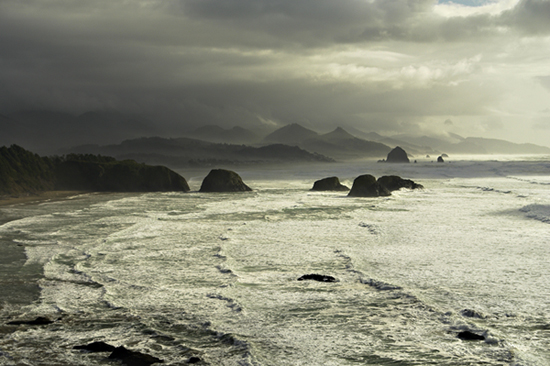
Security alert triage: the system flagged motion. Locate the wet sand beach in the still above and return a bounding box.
[0,191,88,207]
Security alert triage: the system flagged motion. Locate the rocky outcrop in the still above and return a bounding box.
[348,174,391,197]
[377,175,423,191]
[199,169,252,192]
[297,274,337,282]
[437,155,444,163]
[108,346,163,366]
[385,146,410,163]
[457,331,485,341]
[74,342,116,352]
[311,176,349,191]
[54,159,190,192]
[0,146,190,196]
[7,316,54,326]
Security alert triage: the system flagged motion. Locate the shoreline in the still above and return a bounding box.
[0,191,89,207]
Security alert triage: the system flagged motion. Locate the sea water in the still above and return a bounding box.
[1,157,550,365]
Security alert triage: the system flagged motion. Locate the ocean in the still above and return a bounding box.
[1,156,549,365]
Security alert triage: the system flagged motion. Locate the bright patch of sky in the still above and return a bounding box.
[438,0,495,6]
[435,0,521,16]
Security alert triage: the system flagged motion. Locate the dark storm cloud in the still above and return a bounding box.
[0,0,549,146]
[501,0,550,34]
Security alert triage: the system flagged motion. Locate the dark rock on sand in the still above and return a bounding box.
[108,346,163,366]
[7,317,53,325]
[377,175,423,191]
[298,274,337,282]
[385,146,410,163]
[311,176,349,191]
[457,331,485,341]
[74,341,116,352]
[348,174,391,197]
[199,169,252,192]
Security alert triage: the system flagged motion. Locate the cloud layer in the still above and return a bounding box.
[1,0,550,145]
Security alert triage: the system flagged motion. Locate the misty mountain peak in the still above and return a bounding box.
[263,123,318,144]
[321,127,355,140]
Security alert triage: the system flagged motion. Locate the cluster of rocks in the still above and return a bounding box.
[378,146,449,164]
[5,317,201,365]
[192,147,427,194]
[311,174,423,197]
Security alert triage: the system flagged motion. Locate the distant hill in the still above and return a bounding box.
[339,127,431,156]
[63,136,333,168]
[448,137,550,155]
[263,123,318,144]
[299,127,392,159]
[186,125,260,144]
[390,133,550,155]
[0,145,189,197]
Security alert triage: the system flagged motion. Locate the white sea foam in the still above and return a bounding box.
[1,158,550,365]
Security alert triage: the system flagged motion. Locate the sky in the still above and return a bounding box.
[1,0,550,146]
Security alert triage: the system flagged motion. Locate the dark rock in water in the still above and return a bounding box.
[348,174,391,197]
[441,153,449,158]
[7,316,53,325]
[108,346,163,366]
[311,176,349,191]
[437,155,445,163]
[460,309,485,319]
[298,274,337,282]
[199,169,252,192]
[74,341,116,352]
[377,175,423,191]
[457,331,485,341]
[187,356,202,364]
[386,146,410,163]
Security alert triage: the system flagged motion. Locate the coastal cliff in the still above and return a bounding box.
[0,145,189,197]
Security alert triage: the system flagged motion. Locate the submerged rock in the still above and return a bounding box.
[311,176,349,191]
[348,174,391,197]
[377,175,423,191]
[460,309,485,319]
[108,346,163,366]
[385,146,410,163]
[199,169,252,192]
[457,331,485,341]
[74,341,116,352]
[297,274,337,282]
[7,317,54,326]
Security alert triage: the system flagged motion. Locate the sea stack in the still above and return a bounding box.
[348,174,391,197]
[377,175,423,191]
[311,177,349,191]
[386,146,410,163]
[199,169,252,192]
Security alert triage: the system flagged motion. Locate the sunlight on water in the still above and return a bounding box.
[1,158,550,365]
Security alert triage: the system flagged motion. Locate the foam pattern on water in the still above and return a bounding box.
[1,161,550,365]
